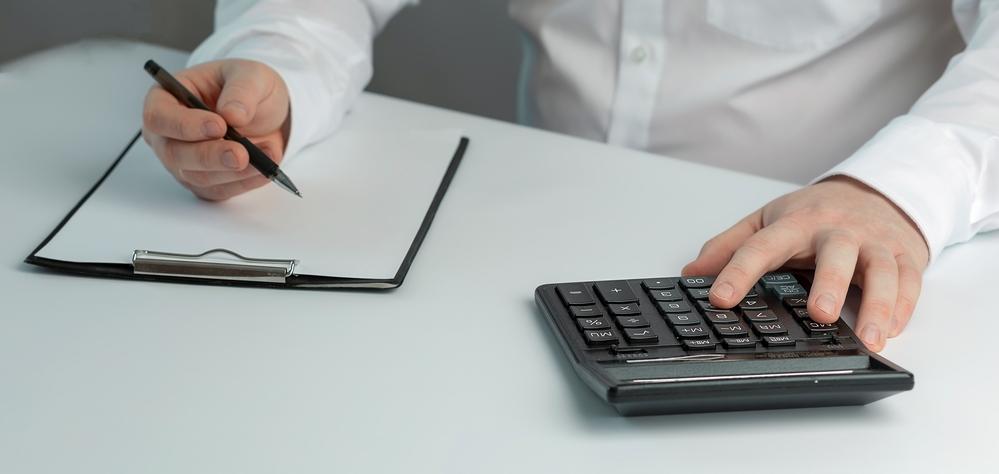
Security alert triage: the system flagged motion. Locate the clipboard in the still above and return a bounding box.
[25,130,468,289]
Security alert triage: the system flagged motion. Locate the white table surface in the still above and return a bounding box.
[1,40,997,474]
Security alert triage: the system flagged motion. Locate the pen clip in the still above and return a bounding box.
[132,248,298,283]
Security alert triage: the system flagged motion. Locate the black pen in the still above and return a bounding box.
[143,60,302,198]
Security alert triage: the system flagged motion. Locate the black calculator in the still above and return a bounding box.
[535,272,913,416]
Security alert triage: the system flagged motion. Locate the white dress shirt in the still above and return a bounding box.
[189,0,999,262]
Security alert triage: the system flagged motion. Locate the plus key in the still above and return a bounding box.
[594,281,638,304]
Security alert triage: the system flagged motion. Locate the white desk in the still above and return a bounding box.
[2,40,997,473]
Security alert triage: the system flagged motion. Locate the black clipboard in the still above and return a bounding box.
[25,131,468,290]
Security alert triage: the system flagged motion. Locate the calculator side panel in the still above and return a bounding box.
[607,357,914,415]
[535,285,618,405]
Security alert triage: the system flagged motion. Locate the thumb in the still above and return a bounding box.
[216,61,274,128]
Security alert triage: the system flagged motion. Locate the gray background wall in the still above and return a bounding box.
[0,0,521,122]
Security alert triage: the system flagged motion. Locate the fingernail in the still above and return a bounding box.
[222,150,239,169]
[203,121,223,137]
[860,325,881,348]
[223,101,248,118]
[815,294,836,317]
[712,282,734,300]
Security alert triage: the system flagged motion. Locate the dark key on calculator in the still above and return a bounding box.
[535,271,914,416]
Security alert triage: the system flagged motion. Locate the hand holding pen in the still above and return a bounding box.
[141,59,301,200]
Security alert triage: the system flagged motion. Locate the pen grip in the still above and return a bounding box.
[227,131,278,178]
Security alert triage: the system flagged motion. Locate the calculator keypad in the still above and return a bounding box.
[552,272,855,355]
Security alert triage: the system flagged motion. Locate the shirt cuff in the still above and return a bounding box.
[813,115,978,263]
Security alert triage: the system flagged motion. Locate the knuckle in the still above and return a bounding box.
[867,258,897,276]
[824,231,858,249]
[739,239,773,262]
[700,236,721,254]
[813,267,852,288]
[865,300,894,320]
[174,116,192,140]
[895,294,918,317]
[199,145,216,170]
[161,140,179,169]
[141,106,157,130]
[184,171,209,188]
[196,185,226,202]
[721,262,754,283]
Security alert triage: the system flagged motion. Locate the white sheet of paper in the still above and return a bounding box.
[37,129,463,280]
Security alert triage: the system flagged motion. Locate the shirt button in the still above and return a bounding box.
[629,45,649,63]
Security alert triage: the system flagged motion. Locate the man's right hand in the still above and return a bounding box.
[141,59,290,201]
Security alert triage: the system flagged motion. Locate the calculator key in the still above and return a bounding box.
[791,308,811,319]
[686,288,712,300]
[642,279,675,290]
[594,281,638,304]
[723,337,758,348]
[696,300,727,312]
[753,322,788,335]
[704,310,739,324]
[745,287,760,298]
[802,320,839,334]
[583,329,619,346]
[570,305,604,318]
[772,283,808,299]
[617,316,650,328]
[657,301,692,314]
[738,297,768,310]
[715,323,750,337]
[577,318,611,330]
[557,284,593,306]
[680,276,715,289]
[624,328,659,343]
[743,310,778,323]
[608,303,641,316]
[762,335,796,347]
[648,289,683,302]
[667,312,702,326]
[760,273,797,287]
[676,323,711,338]
[784,297,808,308]
[683,338,718,350]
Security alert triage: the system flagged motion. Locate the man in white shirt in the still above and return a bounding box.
[140,0,999,352]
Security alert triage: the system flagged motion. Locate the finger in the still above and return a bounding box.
[217,62,274,127]
[889,254,923,338]
[143,131,187,184]
[179,167,261,188]
[191,175,271,202]
[143,86,226,141]
[682,210,762,276]
[178,138,284,188]
[855,246,899,351]
[806,231,860,324]
[165,138,249,173]
[709,219,809,308]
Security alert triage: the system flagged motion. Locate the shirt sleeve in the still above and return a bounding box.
[186,0,416,159]
[815,0,999,262]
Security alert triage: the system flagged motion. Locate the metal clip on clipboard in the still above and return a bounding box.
[132,249,298,283]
